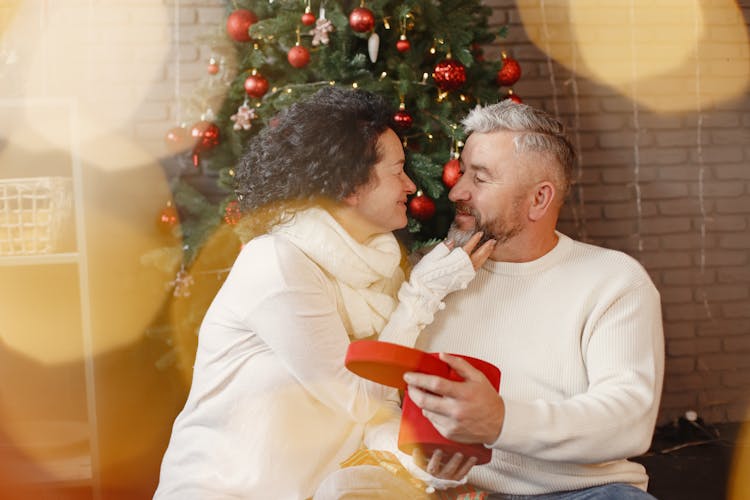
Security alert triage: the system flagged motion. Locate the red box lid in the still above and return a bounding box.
[345,340,451,390]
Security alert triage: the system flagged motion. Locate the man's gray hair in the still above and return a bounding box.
[462,101,576,198]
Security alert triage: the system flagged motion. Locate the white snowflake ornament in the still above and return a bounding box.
[230,102,256,131]
[168,267,195,298]
[310,17,334,46]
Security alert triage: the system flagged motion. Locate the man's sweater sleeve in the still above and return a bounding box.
[490,282,665,463]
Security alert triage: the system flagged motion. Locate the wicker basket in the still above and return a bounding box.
[0,177,73,256]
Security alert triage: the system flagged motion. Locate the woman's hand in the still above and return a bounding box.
[377,232,496,346]
[445,232,496,270]
[408,232,495,298]
[412,448,477,482]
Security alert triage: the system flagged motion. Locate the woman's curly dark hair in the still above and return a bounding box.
[233,86,396,240]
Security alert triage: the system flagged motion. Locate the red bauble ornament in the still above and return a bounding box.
[226,9,258,42]
[496,53,522,87]
[164,126,190,154]
[224,200,242,225]
[207,58,219,75]
[287,45,311,68]
[158,202,179,232]
[432,59,467,92]
[301,11,316,26]
[190,121,220,167]
[190,121,220,150]
[349,7,375,33]
[396,35,411,53]
[408,193,436,221]
[442,158,462,188]
[244,73,269,98]
[507,90,523,103]
[393,109,413,130]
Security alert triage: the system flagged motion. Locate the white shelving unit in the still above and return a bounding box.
[0,98,100,499]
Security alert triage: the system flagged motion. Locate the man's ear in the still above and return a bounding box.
[528,182,556,221]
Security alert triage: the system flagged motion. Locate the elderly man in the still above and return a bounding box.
[316,101,664,500]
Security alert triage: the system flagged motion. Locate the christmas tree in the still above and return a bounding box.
[164,0,523,262]
[158,0,523,382]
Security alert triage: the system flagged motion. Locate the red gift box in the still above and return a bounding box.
[345,340,501,464]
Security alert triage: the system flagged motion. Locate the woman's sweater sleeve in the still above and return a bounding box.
[233,238,398,423]
[379,242,475,347]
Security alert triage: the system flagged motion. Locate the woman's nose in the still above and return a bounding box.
[404,174,417,194]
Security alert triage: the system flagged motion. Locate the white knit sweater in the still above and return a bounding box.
[154,234,398,500]
[415,232,665,494]
[154,209,475,500]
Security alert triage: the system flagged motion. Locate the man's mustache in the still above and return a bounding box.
[454,203,479,220]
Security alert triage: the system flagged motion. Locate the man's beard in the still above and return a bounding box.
[447,204,524,248]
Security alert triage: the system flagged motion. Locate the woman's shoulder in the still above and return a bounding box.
[232,233,331,289]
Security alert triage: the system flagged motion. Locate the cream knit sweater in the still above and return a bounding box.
[154,209,475,500]
[414,232,665,494]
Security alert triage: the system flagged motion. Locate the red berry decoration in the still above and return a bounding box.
[442,158,462,188]
[301,10,316,26]
[349,7,375,33]
[408,193,436,221]
[164,126,190,154]
[496,52,522,87]
[158,202,179,233]
[393,109,413,130]
[287,45,311,68]
[244,72,269,98]
[224,200,242,225]
[432,59,466,92]
[396,35,411,53]
[226,9,258,42]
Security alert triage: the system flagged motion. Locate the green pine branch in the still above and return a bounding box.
[170,0,518,256]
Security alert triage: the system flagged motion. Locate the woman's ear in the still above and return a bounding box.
[342,190,360,207]
[528,182,556,221]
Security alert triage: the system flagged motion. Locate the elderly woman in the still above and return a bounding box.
[154,87,494,499]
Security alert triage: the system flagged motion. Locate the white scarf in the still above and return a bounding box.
[274,207,404,339]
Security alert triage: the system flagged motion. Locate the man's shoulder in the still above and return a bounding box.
[564,235,653,283]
